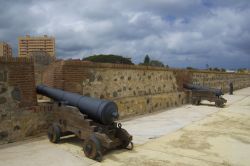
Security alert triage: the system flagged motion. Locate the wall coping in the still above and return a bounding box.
[53,60,250,76]
[1,58,248,76]
[60,60,170,71]
[0,57,34,64]
[188,69,250,75]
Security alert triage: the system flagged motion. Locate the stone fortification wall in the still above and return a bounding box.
[43,60,187,118]
[0,57,52,144]
[190,70,250,92]
[1,58,250,144]
[42,61,250,117]
[0,104,53,144]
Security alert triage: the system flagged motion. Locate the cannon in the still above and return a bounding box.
[37,85,133,161]
[37,84,119,125]
[183,83,227,107]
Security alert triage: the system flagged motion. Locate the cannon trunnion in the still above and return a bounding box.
[37,85,133,161]
[183,83,227,107]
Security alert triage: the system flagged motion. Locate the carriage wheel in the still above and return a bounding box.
[83,135,103,161]
[215,100,223,107]
[192,98,200,105]
[48,124,61,143]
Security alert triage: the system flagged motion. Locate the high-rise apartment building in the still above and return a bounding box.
[18,35,55,58]
[0,42,13,57]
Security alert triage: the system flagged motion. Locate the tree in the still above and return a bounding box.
[149,60,165,67]
[220,68,226,72]
[144,55,150,65]
[139,55,167,68]
[213,67,220,71]
[186,66,196,70]
[82,54,134,65]
[237,68,247,73]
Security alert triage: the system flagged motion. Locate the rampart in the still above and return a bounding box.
[190,70,250,92]
[43,61,188,118]
[43,60,250,118]
[1,58,250,144]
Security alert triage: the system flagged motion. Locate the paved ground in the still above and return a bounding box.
[0,87,250,166]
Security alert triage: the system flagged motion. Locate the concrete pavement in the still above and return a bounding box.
[0,87,250,166]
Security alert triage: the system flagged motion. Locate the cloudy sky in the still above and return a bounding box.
[0,0,250,69]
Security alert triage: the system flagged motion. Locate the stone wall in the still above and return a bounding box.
[43,60,188,118]
[42,60,250,118]
[190,70,250,92]
[1,58,250,145]
[0,104,53,144]
[0,57,53,144]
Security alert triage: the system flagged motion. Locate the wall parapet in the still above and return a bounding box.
[0,57,34,63]
[61,60,170,71]
[56,60,250,77]
[188,69,250,76]
[43,60,250,95]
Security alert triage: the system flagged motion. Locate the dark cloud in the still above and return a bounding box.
[0,0,249,69]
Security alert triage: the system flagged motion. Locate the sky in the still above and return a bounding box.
[0,0,250,69]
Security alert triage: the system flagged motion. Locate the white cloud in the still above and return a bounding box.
[0,0,249,68]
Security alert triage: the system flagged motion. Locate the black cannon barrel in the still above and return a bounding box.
[183,83,223,96]
[37,84,119,125]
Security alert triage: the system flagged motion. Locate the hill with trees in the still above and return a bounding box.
[83,54,133,65]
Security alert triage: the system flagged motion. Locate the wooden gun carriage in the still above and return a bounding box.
[37,85,133,161]
[184,83,227,107]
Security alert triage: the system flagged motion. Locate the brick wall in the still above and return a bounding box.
[0,57,37,107]
[42,60,64,89]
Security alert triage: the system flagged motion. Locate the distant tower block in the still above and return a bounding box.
[18,35,56,58]
[0,42,13,57]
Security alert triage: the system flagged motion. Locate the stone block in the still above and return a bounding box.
[11,87,21,101]
[0,97,7,104]
[0,86,7,94]
[0,131,8,140]
[0,71,7,82]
